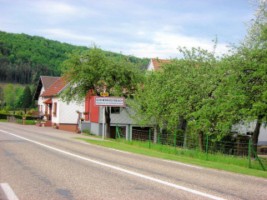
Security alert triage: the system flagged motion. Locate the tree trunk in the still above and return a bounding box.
[153,125,159,144]
[178,116,187,148]
[105,107,111,138]
[252,115,263,154]
[178,116,187,131]
[198,131,204,151]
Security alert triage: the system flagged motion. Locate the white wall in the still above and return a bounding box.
[147,59,154,71]
[232,121,267,143]
[37,87,48,116]
[259,125,267,144]
[54,98,85,124]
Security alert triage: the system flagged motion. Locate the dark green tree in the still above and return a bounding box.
[0,86,4,108]
[20,86,32,112]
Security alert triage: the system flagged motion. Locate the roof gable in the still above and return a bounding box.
[41,76,61,90]
[34,76,61,100]
[147,58,170,71]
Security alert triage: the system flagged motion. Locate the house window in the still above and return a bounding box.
[111,107,120,114]
[53,102,57,117]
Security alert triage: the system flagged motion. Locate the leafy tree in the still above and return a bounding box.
[132,46,247,150]
[61,47,144,137]
[229,0,267,150]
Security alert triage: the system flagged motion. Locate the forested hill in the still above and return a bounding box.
[0,31,149,84]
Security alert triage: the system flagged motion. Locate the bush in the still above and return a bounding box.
[0,113,8,119]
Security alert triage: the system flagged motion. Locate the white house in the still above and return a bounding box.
[34,76,85,132]
[34,76,60,124]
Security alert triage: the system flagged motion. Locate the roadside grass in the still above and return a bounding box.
[0,119,36,125]
[16,119,36,125]
[76,137,267,179]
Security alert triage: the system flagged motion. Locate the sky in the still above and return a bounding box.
[0,0,257,58]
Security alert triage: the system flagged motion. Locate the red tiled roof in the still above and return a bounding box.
[40,76,60,90]
[41,77,67,97]
[151,58,170,71]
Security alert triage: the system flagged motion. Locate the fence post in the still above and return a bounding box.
[248,137,252,168]
[205,134,209,160]
[148,128,151,149]
[116,124,120,139]
[174,130,177,150]
[251,139,266,171]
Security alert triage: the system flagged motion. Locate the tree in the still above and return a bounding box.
[132,46,245,150]
[231,0,267,150]
[0,86,4,108]
[61,47,144,137]
[17,85,32,112]
[4,84,16,109]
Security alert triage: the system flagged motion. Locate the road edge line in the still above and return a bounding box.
[0,129,225,200]
[0,183,19,200]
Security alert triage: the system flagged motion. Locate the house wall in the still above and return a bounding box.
[110,107,134,124]
[232,121,267,144]
[58,100,84,124]
[81,121,101,136]
[259,126,267,145]
[85,95,99,123]
[37,87,46,116]
[50,97,84,131]
[147,59,154,71]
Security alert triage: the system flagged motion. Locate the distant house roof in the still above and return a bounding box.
[147,58,170,71]
[41,77,67,97]
[34,76,60,100]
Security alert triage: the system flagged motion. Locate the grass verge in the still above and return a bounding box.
[76,137,267,179]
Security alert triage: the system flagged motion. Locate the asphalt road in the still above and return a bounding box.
[0,122,266,200]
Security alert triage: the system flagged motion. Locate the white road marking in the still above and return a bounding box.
[0,183,19,200]
[162,159,203,169]
[0,130,225,200]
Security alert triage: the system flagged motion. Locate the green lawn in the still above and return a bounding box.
[76,137,267,179]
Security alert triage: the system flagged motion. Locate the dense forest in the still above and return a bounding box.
[0,31,149,84]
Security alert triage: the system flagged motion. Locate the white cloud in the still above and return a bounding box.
[30,0,97,24]
[33,1,79,16]
[0,0,245,59]
[40,28,95,45]
[120,31,230,58]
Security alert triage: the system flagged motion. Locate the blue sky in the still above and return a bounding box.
[0,0,256,58]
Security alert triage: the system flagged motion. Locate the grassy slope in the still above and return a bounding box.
[76,137,267,179]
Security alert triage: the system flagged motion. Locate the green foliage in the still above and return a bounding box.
[0,31,149,84]
[0,31,88,84]
[132,47,241,141]
[226,1,267,147]
[132,1,267,146]
[18,85,32,109]
[61,47,145,102]
[1,84,34,110]
[3,84,23,108]
[0,86,3,107]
